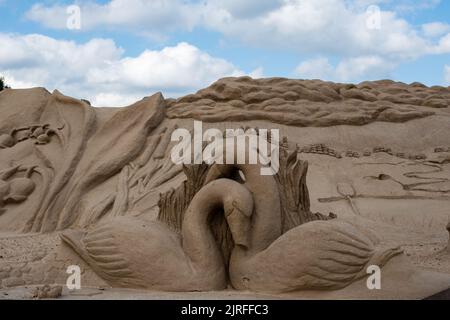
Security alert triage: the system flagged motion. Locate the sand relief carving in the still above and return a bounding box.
[201,154,400,292]
[0,124,62,149]
[59,139,401,292]
[1,78,450,298]
[61,178,254,291]
[0,165,36,215]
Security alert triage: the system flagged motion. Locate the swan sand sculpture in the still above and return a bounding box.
[204,163,402,292]
[61,179,253,291]
[61,144,402,292]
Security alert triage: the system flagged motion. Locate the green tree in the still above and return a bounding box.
[0,76,10,91]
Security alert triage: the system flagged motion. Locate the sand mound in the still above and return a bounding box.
[167,77,449,127]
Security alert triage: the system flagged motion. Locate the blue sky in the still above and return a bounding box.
[0,0,449,106]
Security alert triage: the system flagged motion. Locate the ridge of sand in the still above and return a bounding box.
[167,77,449,127]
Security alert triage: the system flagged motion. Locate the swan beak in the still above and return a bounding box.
[229,217,251,249]
[234,234,250,249]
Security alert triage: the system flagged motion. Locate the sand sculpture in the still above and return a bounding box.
[61,178,255,291]
[1,77,450,299]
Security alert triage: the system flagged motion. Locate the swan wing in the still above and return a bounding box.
[61,217,188,289]
[257,220,402,291]
[61,224,141,287]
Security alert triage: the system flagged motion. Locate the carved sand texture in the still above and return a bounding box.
[28,91,97,233]
[158,164,211,232]
[166,77,448,126]
[275,148,335,233]
[81,125,184,227]
[157,142,336,272]
[1,77,450,298]
[56,93,165,231]
[61,179,255,291]
[0,88,51,135]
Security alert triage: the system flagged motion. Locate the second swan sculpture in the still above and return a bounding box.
[61,179,254,291]
[205,163,403,292]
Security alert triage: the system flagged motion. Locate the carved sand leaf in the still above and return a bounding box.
[29,91,96,233]
[57,94,165,230]
[158,164,211,233]
[275,142,333,233]
[82,194,115,227]
[110,166,130,218]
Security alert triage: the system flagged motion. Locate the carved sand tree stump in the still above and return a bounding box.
[158,164,211,232]
[275,145,335,233]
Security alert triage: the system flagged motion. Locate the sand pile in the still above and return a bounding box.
[166,77,449,126]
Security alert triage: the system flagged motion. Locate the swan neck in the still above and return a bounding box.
[239,165,282,254]
[181,184,225,271]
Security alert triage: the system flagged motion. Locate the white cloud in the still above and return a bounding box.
[200,0,448,81]
[393,0,441,13]
[202,0,436,61]
[26,0,201,35]
[0,34,255,107]
[295,58,335,80]
[87,42,245,90]
[248,67,265,79]
[25,0,443,59]
[0,33,123,90]
[422,22,450,37]
[212,0,284,19]
[334,56,395,81]
[91,92,143,108]
[295,56,395,82]
[18,1,450,86]
[432,33,450,54]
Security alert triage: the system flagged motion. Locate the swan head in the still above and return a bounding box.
[224,199,253,249]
